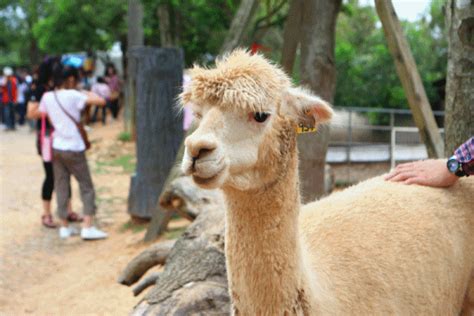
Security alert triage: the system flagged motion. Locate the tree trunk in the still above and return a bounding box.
[157,3,174,47]
[444,0,474,155]
[220,0,259,54]
[280,0,304,75]
[126,176,230,315]
[298,0,341,202]
[127,47,184,219]
[125,0,144,135]
[29,36,40,66]
[375,0,444,158]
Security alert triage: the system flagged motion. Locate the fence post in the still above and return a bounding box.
[390,127,396,169]
[347,109,352,183]
[127,47,184,219]
[389,112,395,169]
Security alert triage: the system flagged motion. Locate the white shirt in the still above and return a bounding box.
[39,89,88,152]
[17,82,28,103]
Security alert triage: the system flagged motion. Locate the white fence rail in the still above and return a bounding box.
[327,106,445,165]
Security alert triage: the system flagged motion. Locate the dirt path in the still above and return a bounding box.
[0,121,173,315]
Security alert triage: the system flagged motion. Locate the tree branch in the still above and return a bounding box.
[117,239,176,286]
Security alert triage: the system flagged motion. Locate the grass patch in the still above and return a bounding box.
[120,220,148,233]
[96,154,136,174]
[163,226,187,240]
[118,131,132,142]
[110,154,136,173]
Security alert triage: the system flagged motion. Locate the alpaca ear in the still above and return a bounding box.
[284,87,334,129]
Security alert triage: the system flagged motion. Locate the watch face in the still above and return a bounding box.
[447,159,459,173]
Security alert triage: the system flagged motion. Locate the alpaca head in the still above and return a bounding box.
[181,50,333,191]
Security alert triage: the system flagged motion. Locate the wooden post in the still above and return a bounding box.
[375,0,444,158]
[127,47,184,219]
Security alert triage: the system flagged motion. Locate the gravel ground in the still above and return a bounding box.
[0,121,157,315]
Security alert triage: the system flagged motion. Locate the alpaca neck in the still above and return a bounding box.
[223,150,318,314]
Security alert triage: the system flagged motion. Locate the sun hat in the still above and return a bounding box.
[3,67,13,76]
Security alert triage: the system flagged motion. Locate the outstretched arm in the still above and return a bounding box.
[385,137,474,187]
[82,90,106,107]
[384,159,458,187]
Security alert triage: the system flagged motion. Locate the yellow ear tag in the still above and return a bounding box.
[296,123,317,134]
[296,109,317,134]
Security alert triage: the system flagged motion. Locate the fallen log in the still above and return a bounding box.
[128,176,230,315]
[118,239,176,286]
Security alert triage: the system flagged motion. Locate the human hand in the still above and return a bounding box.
[384,159,458,187]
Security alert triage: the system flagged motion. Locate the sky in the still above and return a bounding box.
[359,0,431,21]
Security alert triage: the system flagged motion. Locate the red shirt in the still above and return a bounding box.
[2,76,18,104]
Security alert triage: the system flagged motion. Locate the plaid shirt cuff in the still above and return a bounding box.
[454,137,474,163]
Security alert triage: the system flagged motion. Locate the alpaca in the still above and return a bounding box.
[180,50,474,315]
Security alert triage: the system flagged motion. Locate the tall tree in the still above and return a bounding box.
[124,0,144,135]
[297,0,342,202]
[280,0,303,75]
[220,0,258,54]
[157,1,174,47]
[444,0,474,155]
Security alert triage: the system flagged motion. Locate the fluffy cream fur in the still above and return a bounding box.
[181,50,474,315]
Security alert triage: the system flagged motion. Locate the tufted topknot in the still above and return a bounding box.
[180,49,291,113]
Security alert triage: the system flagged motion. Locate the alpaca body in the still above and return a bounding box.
[181,50,474,315]
[300,176,474,315]
[225,163,474,315]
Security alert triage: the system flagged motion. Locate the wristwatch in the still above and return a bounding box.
[447,155,467,177]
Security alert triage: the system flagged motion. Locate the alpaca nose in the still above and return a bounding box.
[185,137,218,162]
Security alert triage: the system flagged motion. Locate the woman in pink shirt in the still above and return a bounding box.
[91,77,111,124]
[104,64,121,119]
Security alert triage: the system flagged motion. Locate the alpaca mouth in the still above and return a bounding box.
[192,165,226,186]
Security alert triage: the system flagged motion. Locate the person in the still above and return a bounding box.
[39,67,108,239]
[90,77,111,124]
[385,137,474,187]
[104,63,122,119]
[27,58,80,228]
[16,76,28,126]
[1,67,18,130]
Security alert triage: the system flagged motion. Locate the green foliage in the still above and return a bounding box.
[0,0,45,65]
[1,0,448,124]
[334,0,447,119]
[143,0,237,65]
[0,0,127,66]
[1,0,236,66]
[33,0,127,54]
[118,131,132,142]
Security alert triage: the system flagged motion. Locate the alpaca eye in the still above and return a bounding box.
[253,112,270,123]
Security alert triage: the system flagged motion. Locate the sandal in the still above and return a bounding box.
[42,214,57,228]
[67,211,83,223]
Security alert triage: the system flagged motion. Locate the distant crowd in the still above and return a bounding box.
[0,59,122,132]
